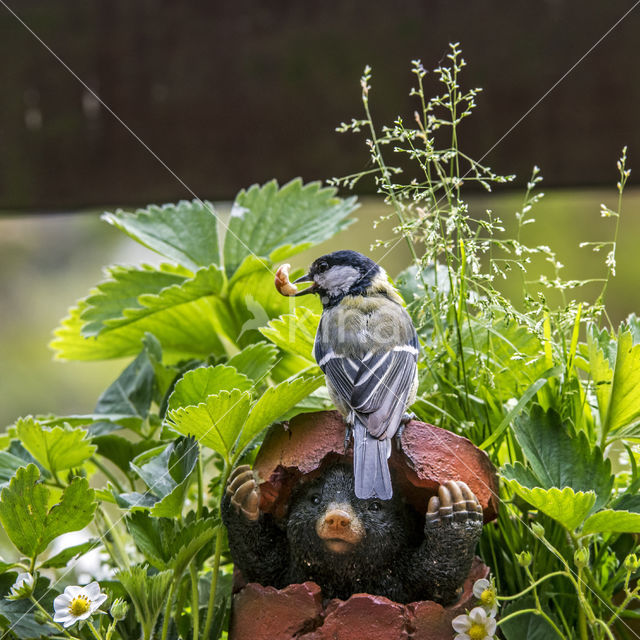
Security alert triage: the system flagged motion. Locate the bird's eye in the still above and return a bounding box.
[369,501,381,512]
[316,260,329,273]
[310,495,321,505]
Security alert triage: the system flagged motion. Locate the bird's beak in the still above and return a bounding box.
[293,273,317,296]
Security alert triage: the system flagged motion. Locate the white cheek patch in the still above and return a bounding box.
[315,265,361,294]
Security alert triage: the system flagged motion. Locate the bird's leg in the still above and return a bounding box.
[343,423,353,453]
[395,413,416,450]
[343,411,355,453]
[401,411,416,424]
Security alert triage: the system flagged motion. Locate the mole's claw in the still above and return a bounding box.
[474,501,484,522]
[242,490,260,522]
[457,481,477,512]
[426,495,441,525]
[437,484,453,519]
[447,481,468,522]
[232,479,255,505]
[227,468,254,495]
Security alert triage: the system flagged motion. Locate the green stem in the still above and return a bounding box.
[203,524,225,639]
[496,608,566,639]
[196,456,204,519]
[28,595,80,640]
[160,580,178,640]
[97,506,130,570]
[104,620,117,640]
[596,618,616,640]
[87,620,105,640]
[607,584,639,627]
[203,460,231,639]
[190,562,200,640]
[91,457,125,494]
[497,571,569,601]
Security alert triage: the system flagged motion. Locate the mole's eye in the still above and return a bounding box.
[310,495,321,505]
[316,260,329,273]
[369,501,381,512]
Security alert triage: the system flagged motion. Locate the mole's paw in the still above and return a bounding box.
[226,464,260,522]
[425,480,483,527]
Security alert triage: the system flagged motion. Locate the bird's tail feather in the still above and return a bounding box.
[353,417,392,500]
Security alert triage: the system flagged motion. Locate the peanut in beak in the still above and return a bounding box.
[274,263,299,296]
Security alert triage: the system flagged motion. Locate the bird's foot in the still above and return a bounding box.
[343,424,353,454]
[401,411,416,425]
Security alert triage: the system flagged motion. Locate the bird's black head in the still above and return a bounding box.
[294,250,382,307]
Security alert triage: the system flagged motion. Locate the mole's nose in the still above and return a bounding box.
[324,509,351,530]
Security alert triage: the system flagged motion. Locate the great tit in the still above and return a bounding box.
[294,250,419,500]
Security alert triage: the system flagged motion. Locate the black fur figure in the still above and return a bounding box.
[221,463,483,605]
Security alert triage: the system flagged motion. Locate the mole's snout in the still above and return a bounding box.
[324,509,352,531]
[315,503,365,552]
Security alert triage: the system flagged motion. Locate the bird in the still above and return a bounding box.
[293,250,419,500]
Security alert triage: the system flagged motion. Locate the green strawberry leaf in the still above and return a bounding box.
[15,418,96,476]
[0,464,96,558]
[167,365,253,413]
[260,307,321,363]
[103,199,220,272]
[223,178,357,277]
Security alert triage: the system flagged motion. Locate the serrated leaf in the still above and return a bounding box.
[94,344,156,419]
[512,406,612,510]
[227,255,316,348]
[40,539,99,569]
[500,597,561,640]
[612,492,640,513]
[120,437,199,518]
[126,512,175,569]
[81,264,226,338]
[51,296,227,361]
[260,307,321,362]
[167,389,252,460]
[234,375,324,457]
[605,330,640,437]
[116,564,173,640]
[0,464,97,557]
[583,509,640,534]
[169,519,218,578]
[80,263,188,336]
[227,342,279,382]
[126,512,218,576]
[93,434,162,476]
[167,365,253,413]
[103,199,220,271]
[15,417,96,476]
[0,450,26,488]
[0,576,58,638]
[223,178,357,277]
[587,326,614,427]
[503,478,596,530]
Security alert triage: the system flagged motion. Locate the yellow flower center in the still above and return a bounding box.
[69,595,91,617]
[480,588,496,607]
[468,623,486,640]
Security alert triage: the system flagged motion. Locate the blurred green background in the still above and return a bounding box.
[1,187,638,428]
[1,1,639,427]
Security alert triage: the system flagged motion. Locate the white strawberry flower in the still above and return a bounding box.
[53,582,108,628]
[472,577,499,616]
[9,572,35,599]
[452,606,497,640]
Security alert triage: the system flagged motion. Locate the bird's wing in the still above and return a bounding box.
[315,318,418,440]
[350,346,418,438]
